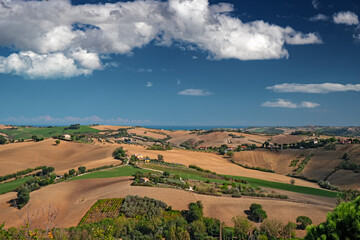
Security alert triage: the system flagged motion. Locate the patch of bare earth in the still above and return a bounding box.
[0,139,120,175]
[0,177,333,238]
[119,144,320,188]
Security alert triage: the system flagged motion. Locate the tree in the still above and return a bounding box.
[17,187,30,208]
[342,153,350,161]
[112,147,126,159]
[305,196,360,239]
[185,201,203,223]
[55,139,60,146]
[226,151,234,158]
[78,166,86,174]
[157,154,164,162]
[290,178,295,185]
[296,216,312,230]
[31,135,38,141]
[0,135,6,144]
[233,216,253,240]
[188,220,207,240]
[68,169,76,176]
[249,203,267,223]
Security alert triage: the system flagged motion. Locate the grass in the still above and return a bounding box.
[70,163,339,198]
[0,125,100,140]
[222,175,339,198]
[0,176,32,194]
[142,163,339,198]
[70,165,150,181]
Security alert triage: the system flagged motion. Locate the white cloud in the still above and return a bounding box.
[309,14,329,22]
[177,79,181,85]
[145,81,153,87]
[261,99,319,108]
[0,0,322,78]
[0,51,100,79]
[2,115,149,125]
[333,11,359,25]
[312,0,319,9]
[177,89,213,96]
[266,83,360,93]
[137,68,153,73]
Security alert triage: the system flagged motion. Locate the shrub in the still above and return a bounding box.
[17,187,30,209]
[305,196,360,239]
[112,147,126,160]
[0,135,7,144]
[296,216,312,230]
[78,166,86,174]
[249,203,267,223]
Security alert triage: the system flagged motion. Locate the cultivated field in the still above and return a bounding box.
[119,144,321,188]
[0,139,120,175]
[0,177,334,233]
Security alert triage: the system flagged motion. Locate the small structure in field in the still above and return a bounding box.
[63,134,71,141]
[139,177,150,183]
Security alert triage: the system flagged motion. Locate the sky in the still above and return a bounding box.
[0,0,359,126]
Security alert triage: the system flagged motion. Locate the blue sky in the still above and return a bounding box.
[0,0,359,126]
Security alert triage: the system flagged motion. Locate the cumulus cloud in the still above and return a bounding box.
[261,99,320,108]
[1,115,149,125]
[177,89,213,96]
[145,81,153,87]
[333,11,359,25]
[309,14,329,22]
[266,83,360,93]
[0,0,322,79]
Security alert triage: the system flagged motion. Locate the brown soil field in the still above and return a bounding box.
[327,170,360,190]
[232,145,360,189]
[0,177,334,236]
[90,125,130,131]
[0,139,120,175]
[119,144,320,188]
[128,127,168,139]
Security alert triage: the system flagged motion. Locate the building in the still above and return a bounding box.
[62,134,71,141]
[139,177,150,183]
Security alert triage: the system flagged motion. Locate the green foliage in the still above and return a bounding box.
[55,139,60,145]
[0,176,33,195]
[249,203,267,223]
[68,169,76,176]
[305,196,360,240]
[79,198,124,224]
[0,135,6,144]
[0,125,100,140]
[337,189,360,204]
[78,166,86,174]
[70,165,149,181]
[183,201,204,223]
[294,154,313,173]
[16,187,30,208]
[296,216,312,230]
[157,154,164,162]
[120,195,168,220]
[112,147,126,160]
[0,166,46,182]
[317,180,339,191]
[324,143,336,150]
[233,216,253,240]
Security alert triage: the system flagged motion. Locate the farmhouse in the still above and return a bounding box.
[62,134,71,141]
[139,177,150,183]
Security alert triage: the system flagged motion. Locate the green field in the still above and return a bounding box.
[70,165,150,181]
[222,175,339,198]
[142,164,339,198]
[70,163,339,198]
[0,176,32,194]
[0,125,100,140]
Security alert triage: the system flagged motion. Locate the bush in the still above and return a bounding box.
[0,135,6,144]
[112,147,126,160]
[17,187,30,209]
[305,196,360,239]
[296,216,312,230]
[249,203,267,223]
[78,166,86,174]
